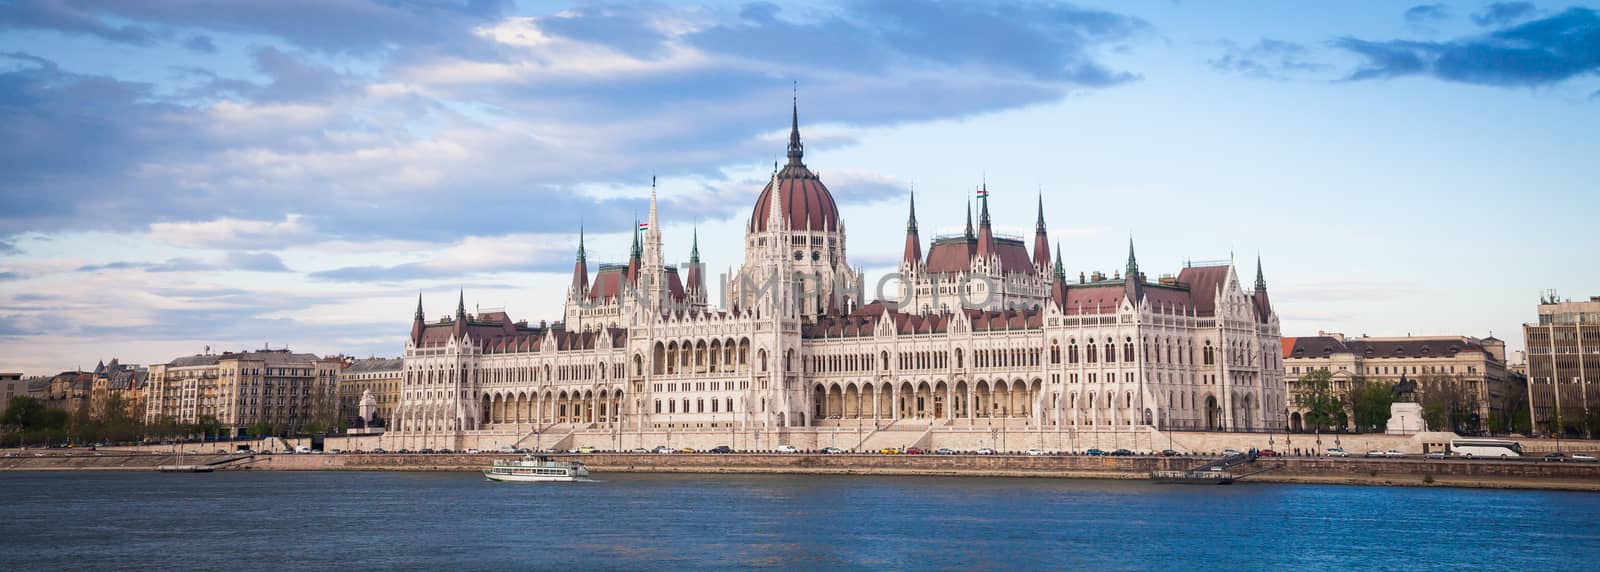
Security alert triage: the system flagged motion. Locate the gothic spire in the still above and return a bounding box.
[903,190,922,267]
[906,188,918,231]
[979,182,992,226]
[456,289,466,319]
[571,227,589,295]
[630,220,641,260]
[690,226,700,263]
[1254,254,1267,291]
[964,200,974,238]
[411,292,427,343]
[1032,192,1050,269]
[1053,241,1065,281]
[1035,191,1046,231]
[786,85,803,165]
[1125,237,1139,278]
[976,183,995,259]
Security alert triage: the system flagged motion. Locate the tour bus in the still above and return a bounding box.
[1449,439,1522,458]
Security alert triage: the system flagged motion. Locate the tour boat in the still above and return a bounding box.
[483,455,590,482]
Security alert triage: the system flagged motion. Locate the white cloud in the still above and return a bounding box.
[149,214,313,249]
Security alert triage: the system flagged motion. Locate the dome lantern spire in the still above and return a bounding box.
[786,84,804,166]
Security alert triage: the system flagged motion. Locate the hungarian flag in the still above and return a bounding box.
[638,221,650,231]
[975,187,989,198]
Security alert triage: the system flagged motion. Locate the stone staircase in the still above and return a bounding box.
[516,422,576,451]
[856,419,937,452]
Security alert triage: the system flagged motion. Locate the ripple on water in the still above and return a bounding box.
[1,471,1598,570]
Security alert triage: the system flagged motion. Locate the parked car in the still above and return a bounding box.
[497,446,517,454]
[653,446,674,454]
[879,448,901,455]
[1159,449,1178,457]
[678,448,697,454]
[1384,450,1406,458]
[823,447,845,454]
[295,446,312,454]
[1110,449,1135,456]
[775,445,799,454]
[1364,450,1384,458]
[372,448,387,454]
[1222,449,1242,457]
[1424,451,1448,459]
[577,446,598,454]
[629,447,650,454]
[976,448,997,455]
[327,449,343,455]
[1085,449,1106,456]
[905,447,926,455]
[1572,453,1597,462]
[1257,449,1278,457]
[1325,448,1349,457]
[935,448,957,455]
[1542,452,1568,462]
[709,445,733,454]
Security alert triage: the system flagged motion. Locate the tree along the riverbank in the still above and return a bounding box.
[1348,378,1394,433]
[1293,370,1345,432]
[3,396,237,447]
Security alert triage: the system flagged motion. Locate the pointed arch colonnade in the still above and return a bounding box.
[812,378,1044,422]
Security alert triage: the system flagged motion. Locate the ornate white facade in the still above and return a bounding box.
[388,106,1286,450]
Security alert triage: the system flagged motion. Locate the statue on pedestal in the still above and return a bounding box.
[359,389,377,425]
[1386,373,1426,435]
[1391,372,1417,402]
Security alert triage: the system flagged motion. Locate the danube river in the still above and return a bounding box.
[2,471,1597,570]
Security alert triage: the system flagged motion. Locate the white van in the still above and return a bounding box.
[295,445,312,454]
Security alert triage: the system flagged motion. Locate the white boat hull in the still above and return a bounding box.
[483,470,584,483]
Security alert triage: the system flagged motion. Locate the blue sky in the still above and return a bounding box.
[1,0,1596,374]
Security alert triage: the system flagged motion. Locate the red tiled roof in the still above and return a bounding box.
[588,266,628,300]
[748,163,839,232]
[1176,265,1229,316]
[1060,285,1127,315]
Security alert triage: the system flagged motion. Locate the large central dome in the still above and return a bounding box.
[747,104,840,233]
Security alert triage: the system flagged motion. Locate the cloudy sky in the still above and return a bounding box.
[1,0,1596,374]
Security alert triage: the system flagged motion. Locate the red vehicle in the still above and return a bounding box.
[1257,449,1279,457]
[905,447,926,455]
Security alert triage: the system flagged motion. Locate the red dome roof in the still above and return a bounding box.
[748,163,839,232]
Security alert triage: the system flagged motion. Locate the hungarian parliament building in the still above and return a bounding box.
[387,106,1287,451]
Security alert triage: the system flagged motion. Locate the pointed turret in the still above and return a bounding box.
[1254,254,1267,292]
[1251,254,1273,323]
[452,289,468,338]
[1050,243,1068,310]
[786,89,804,166]
[411,292,426,344]
[964,200,974,238]
[645,175,662,269]
[626,221,642,283]
[686,226,704,302]
[1123,237,1141,303]
[975,182,995,260]
[1032,193,1051,270]
[571,227,589,297]
[1125,237,1139,278]
[902,190,922,267]
[1053,242,1065,281]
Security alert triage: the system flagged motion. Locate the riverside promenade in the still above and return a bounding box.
[7,450,1598,491]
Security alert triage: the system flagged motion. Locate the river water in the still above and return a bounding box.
[2,471,1596,570]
